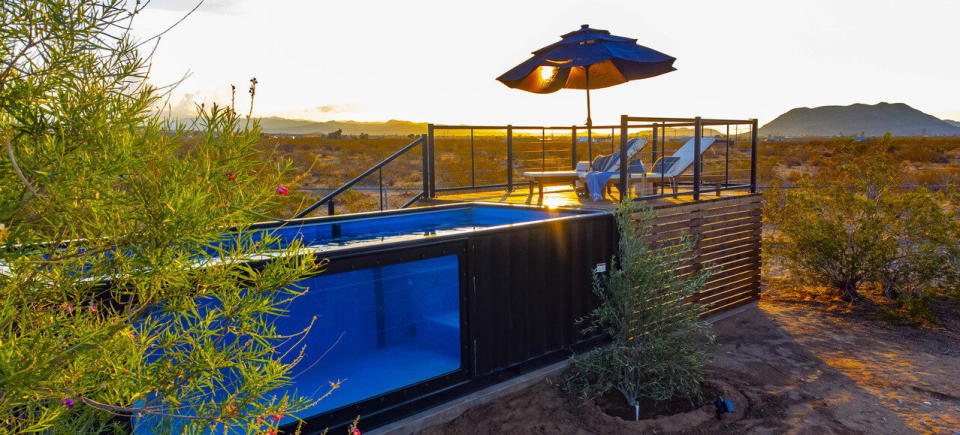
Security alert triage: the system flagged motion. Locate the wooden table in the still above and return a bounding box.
[521,171,580,205]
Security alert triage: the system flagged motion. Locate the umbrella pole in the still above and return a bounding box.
[585,66,592,170]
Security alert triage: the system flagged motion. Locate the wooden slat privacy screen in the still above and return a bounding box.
[641,194,762,316]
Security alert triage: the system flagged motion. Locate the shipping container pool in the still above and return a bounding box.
[163,203,614,431]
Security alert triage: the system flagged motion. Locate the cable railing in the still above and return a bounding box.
[622,116,758,201]
[426,116,759,202]
[427,123,660,195]
[292,115,759,219]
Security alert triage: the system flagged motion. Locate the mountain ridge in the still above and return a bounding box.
[232,103,960,138]
[256,117,428,136]
[759,102,960,137]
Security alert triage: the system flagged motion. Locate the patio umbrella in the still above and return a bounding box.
[496,24,676,165]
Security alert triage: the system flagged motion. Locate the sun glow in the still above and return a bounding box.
[538,65,558,82]
[541,196,566,209]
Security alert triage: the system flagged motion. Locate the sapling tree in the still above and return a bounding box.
[1,1,327,432]
[565,199,714,419]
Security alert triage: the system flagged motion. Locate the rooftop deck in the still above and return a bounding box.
[428,185,755,210]
[297,115,759,218]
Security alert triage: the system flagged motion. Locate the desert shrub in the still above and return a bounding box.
[877,292,938,326]
[765,144,957,313]
[944,244,960,300]
[565,199,714,415]
[0,1,324,432]
[874,188,954,300]
[942,191,960,300]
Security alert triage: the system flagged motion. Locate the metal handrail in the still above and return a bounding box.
[293,135,426,218]
[431,123,658,130]
[399,191,425,208]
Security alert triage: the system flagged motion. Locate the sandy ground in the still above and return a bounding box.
[419,286,960,434]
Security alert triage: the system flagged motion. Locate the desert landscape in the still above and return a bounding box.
[421,282,960,434]
[2,1,959,434]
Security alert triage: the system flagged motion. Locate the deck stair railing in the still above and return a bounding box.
[293,134,428,218]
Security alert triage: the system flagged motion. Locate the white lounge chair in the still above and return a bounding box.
[603,137,717,196]
[521,138,648,204]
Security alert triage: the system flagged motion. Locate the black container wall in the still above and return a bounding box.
[469,214,615,376]
[288,206,616,433]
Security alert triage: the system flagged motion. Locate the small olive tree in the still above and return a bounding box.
[565,199,714,417]
[1,1,327,432]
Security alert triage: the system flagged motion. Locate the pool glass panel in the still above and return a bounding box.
[273,254,462,419]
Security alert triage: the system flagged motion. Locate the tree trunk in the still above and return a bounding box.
[837,278,863,302]
[883,280,901,300]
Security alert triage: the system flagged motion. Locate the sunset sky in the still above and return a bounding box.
[134,0,960,126]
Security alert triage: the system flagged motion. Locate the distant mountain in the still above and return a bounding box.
[759,102,960,137]
[256,117,428,136]
[944,119,960,128]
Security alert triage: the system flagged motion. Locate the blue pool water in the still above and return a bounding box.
[257,206,579,420]
[134,205,582,429]
[272,255,461,422]
[259,205,576,251]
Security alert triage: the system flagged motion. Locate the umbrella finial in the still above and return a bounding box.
[581,24,589,29]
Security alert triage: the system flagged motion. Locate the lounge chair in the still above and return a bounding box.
[521,138,648,204]
[601,137,718,197]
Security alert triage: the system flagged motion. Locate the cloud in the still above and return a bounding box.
[157,88,234,119]
[313,104,362,113]
[146,0,247,14]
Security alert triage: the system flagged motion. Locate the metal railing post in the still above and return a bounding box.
[541,128,546,171]
[693,116,702,201]
[427,124,436,197]
[470,128,476,188]
[378,167,384,211]
[506,125,513,192]
[571,126,578,169]
[725,124,730,186]
[587,124,593,170]
[328,200,334,216]
[750,118,759,193]
[610,127,615,154]
[420,133,429,198]
[619,115,629,200]
[652,122,659,164]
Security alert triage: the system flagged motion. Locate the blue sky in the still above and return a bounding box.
[134,0,960,126]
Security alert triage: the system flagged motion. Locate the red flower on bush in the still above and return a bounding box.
[276,186,289,196]
[226,172,236,181]
[272,413,283,422]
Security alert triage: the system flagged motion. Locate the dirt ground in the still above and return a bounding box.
[420,285,960,434]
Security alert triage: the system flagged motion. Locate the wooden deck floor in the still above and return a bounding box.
[428,185,753,210]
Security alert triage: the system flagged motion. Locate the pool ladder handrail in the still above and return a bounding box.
[293,134,428,218]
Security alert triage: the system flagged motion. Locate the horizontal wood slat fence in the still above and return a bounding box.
[639,194,762,316]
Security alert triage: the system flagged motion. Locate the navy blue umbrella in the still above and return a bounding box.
[497,24,676,156]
